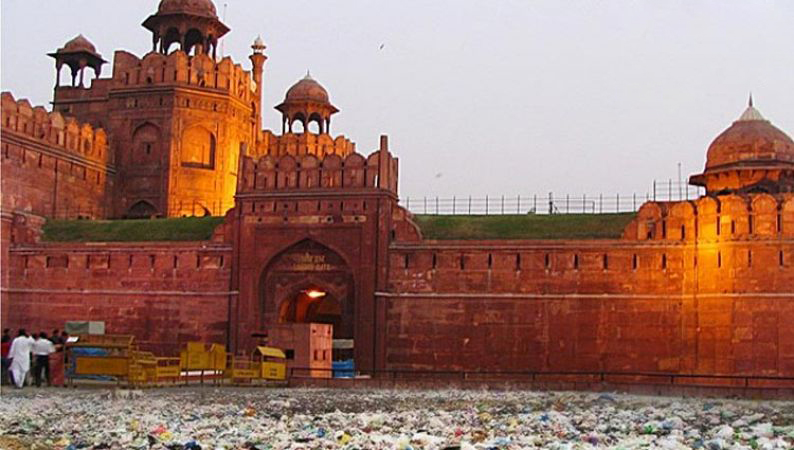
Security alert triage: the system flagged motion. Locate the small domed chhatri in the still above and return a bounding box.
[60,34,99,55]
[48,35,106,88]
[276,72,339,134]
[690,96,794,194]
[284,73,332,104]
[143,0,228,57]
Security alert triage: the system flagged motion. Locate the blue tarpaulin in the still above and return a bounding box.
[332,359,355,378]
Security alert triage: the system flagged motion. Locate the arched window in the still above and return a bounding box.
[132,123,160,164]
[181,126,216,169]
[163,28,182,54]
[290,114,306,134]
[308,113,324,134]
[184,29,205,55]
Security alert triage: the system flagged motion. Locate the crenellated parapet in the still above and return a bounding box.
[238,135,398,195]
[1,91,110,166]
[114,50,257,102]
[625,193,794,241]
[254,130,355,158]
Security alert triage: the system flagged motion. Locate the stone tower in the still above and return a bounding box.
[50,0,265,218]
[227,74,400,371]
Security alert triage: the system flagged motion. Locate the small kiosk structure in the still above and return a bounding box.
[267,323,333,378]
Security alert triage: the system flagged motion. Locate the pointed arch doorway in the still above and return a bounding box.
[259,239,354,340]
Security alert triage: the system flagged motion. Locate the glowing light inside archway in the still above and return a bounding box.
[304,289,326,299]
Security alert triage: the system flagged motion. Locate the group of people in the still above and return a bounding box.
[1,328,68,389]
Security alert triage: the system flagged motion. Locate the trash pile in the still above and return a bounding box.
[1,388,793,449]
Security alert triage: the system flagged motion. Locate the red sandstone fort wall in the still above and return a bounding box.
[1,93,113,219]
[382,194,794,377]
[3,241,233,355]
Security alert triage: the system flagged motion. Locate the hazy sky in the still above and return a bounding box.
[2,1,793,200]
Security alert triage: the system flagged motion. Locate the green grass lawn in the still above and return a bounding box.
[413,213,636,240]
[41,213,634,242]
[42,216,225,242]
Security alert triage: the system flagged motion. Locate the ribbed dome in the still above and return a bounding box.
[284,73,331,104]
[705,103,794,170]
[60,34,98,55]
[157,0,218,18]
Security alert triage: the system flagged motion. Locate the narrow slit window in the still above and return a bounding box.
[173,255,179,268]
[487,254,493,269]
[432,253,437,269]
[780,250,785,267]
[661,254,667,270]
[747,250,752,268]
[731,220,736,235]
[716,216,721,236]
[515,254,521,271]
[545,253,551,269]
[603,254,608,270]
[632,254,638,270]
[717,251,722,268]
[404,254,409,269]
[460,254,465,270]
[573,254,579,270]
[661,220,667,239]
[681,225,686,241]
[748,215,754,234]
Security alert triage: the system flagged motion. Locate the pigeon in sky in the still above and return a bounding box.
[379,44,385,50]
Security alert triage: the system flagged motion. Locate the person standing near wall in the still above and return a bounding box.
[1,329,11,385]
[8,329,34,389]
[50,329,62,347]
[32,332,55,387]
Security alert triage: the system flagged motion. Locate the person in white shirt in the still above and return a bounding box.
[8,329,35,389]
[32,332,56,387]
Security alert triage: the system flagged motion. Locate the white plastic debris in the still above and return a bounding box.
[0,388,791,449]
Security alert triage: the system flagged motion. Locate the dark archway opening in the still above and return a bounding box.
[126,200,158,219]
[278,287,343,333]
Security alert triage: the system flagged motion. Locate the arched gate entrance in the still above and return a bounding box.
[259,240,354,339]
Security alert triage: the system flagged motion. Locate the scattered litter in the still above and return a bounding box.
[0,388,792,449]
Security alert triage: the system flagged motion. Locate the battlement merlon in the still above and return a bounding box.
[253,130,356,159]
[237,135,398,196]
[1,91,111,166]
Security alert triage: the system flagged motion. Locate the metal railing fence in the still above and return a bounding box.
[402,180,705,215]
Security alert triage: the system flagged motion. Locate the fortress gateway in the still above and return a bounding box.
[2,0,794,379]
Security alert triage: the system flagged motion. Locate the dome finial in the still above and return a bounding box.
[738,94,765,122]
[305,70,312,80]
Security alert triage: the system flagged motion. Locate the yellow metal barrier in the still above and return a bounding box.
[155,357,181,382]
[66,335,136,386]
[227,356,259,383]
[254,346,287,381]
[66,338,288,387]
